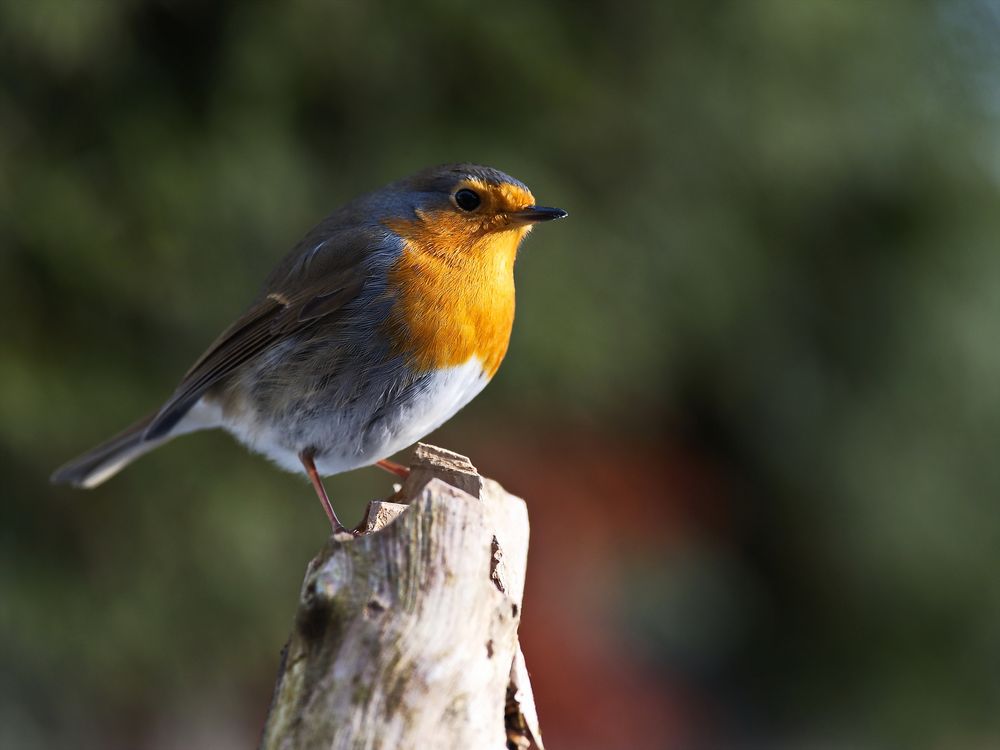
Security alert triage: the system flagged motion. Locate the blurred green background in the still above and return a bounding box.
[4,1,1000,748]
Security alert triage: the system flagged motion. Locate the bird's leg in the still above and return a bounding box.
[376,458,410,478]
[299,449,349,534]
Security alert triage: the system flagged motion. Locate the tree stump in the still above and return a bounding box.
[260,444,543,750]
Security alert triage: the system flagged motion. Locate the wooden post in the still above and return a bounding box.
[260,444,543,750]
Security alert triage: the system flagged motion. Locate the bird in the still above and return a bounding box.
[51,163,567,533]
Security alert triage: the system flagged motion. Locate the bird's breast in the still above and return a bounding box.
[382,218,521,379]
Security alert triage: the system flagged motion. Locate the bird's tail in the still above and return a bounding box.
[52,396,223,489]
[50,413,168,489]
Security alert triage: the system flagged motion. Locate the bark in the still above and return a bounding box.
[260,443,543,750]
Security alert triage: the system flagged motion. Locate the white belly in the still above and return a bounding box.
[348,357,491,473]
[190,357,492,477]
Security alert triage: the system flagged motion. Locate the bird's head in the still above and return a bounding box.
[381,164,566,267]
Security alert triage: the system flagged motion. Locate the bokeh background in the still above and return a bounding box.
[4,1,1000,748]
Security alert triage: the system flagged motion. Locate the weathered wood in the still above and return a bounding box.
[260,444,543,750]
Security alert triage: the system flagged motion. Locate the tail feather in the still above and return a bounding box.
[51,413,166,489]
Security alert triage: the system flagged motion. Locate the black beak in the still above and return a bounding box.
[508,205,568,225]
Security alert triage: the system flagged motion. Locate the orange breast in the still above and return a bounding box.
[383,211,527,378]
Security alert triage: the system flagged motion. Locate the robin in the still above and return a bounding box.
[51,163,567,533]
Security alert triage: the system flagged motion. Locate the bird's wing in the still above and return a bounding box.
[144,225,382,440]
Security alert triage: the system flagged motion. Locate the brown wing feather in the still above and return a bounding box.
[145,262,368,441]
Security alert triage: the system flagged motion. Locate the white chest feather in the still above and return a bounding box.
[371,358,491,454]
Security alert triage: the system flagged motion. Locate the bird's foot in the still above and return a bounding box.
[376,458,410,479]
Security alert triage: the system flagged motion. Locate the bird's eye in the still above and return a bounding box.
[454,188,481,211]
